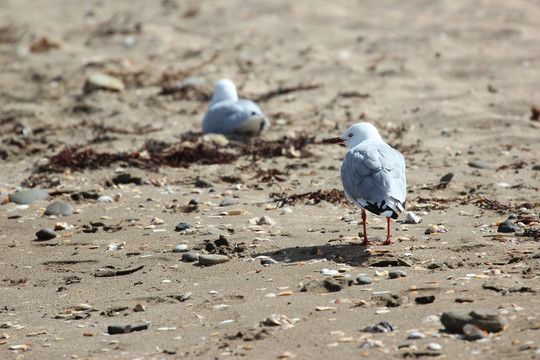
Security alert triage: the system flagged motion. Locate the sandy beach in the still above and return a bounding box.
[1,1,540,359]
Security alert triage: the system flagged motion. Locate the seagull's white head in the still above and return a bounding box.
[211,79,239,104]
[333,123,383,148]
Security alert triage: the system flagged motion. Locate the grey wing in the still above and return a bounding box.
[341,141,406,218]
[202,100,267,135]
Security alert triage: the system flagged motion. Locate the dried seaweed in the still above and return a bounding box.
[518,228,540,240]
[21,174,61,188]
[475,197,510,211]
[39,133,315,173]
[241,134,315,160]
[41,148,152,172]
[253,169,288,183]
[30,37,61,53]
[270,189,348,207]
[497,161,527,171]
[143,139,237,167]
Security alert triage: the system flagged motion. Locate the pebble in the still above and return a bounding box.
[9,189,49,204]
[361,322,395,333]
[462,324,488,341]
[44,201,74,216]
[415,295,436,304]
[264,314,293,326]
[107,323,131,334]
[35,228,57,241]
[407,331,426,340]
[198,254,229,265]
[84,73,125,93]
[427,343,442,351]
[281,207,293,215]
[97,195,113,203]
[389,270,407,279]
[356,276,373,285]
[440,309,508,333]
[131,323,149,332]
[175,222,191,231]
[133,304,146,312]
[468,160,493,169]
[321,269,339,276]
[123,36,135,47]
[219,197,236,206]
[195,178,215,188]
[257,216,276,226]
[74,303,92,311]
[172,244,189,253]
[497,220,521,233]
[261,258,277,265]
[182,252,199,262]
[403,212,422,224]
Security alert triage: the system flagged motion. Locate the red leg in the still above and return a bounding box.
[381,217,392,245]
[361,209,375,246]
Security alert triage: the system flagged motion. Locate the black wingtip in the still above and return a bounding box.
[363,202,399,219]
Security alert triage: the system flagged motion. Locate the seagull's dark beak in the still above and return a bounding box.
[324,137,344,144]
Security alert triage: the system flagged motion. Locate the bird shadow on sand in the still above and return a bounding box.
[252,241,412,268]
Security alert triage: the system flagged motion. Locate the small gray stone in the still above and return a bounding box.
[470,309,500,320]
[257,216,275,226]
[36,228,57,241]
[130,323,149,332]
[389,270,407,279]
[175,222,191,231]
[195,178,215,188]
[261,258,277,265]
[172,244,189,253]
[356,276,373,285]
[407,331,426,340]
[181,252,199,262]
[44,201,74,216]
[440,309,508,333]
[9,189,49,205]
[219,197,236,206]
[107,323,131,334]
[497,220,520,233]
[462,324,488,341]
[97,195,113,203]
[468,160,493,169]
[427,343,442,351]
[198,254,229,265]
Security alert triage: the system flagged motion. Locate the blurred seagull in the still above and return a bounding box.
[330,123,406,245]
[202,79,269,135]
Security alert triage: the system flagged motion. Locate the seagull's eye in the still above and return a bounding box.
[348,133,353,138]
[251,111,257,116]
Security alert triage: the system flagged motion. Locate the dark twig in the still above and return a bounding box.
[93,265,144,278]
[253,84,323,102]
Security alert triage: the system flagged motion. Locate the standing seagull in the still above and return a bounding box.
[331,123,406,245]
[202,79,270,135]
